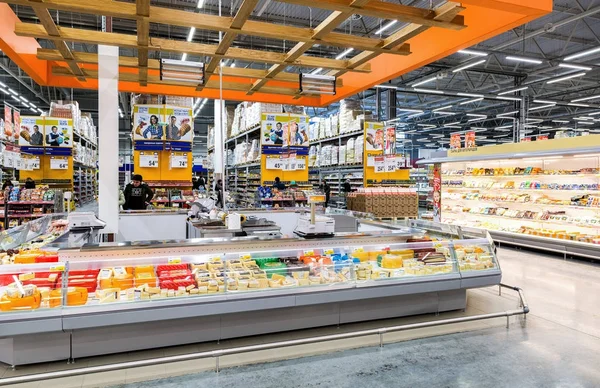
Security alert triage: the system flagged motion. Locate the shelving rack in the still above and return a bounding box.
[73,164,97,206]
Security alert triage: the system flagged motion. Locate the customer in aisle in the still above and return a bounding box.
[272,176,286,190]
[343,179,352,194]
[123,174,154,210]
[24,177,36,189]
[2,179,13,191]
[192,177,199,190]
[198,174,207,190]
[321,181,331,208]
[215,179,224,207]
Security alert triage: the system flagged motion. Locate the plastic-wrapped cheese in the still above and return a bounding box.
[381,255,403,269]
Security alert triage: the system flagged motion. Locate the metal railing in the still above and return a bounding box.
[0,283,528,386]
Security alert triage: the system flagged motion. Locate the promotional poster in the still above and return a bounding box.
[287,114,309,148]
[44,118,73,148]
[133,105,165,141]
[450,133,462,149]
[261,113,290,147]
[432,163,442,222]
[19,116,45,146]
[384,126,396,155]
[3,105,13,142]
[365,122,384,152]
[465,131,476,148]
[164,106,194,142]
[13,110,20,144]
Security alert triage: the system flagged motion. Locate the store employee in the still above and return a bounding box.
[123,174,154,210]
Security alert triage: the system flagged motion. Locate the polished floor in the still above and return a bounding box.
[2,247,600,387]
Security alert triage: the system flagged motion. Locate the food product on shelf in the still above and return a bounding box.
[0,283,41,311]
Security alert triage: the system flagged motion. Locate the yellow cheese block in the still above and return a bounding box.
[381,255,403,269]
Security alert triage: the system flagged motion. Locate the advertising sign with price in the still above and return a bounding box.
[139,152,159,168]
[374,156,385,173]
[170,152,188,168]
[363,121,410,185]
[50,156,68,170]
[266,156,284,170]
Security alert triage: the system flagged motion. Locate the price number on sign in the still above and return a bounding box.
[375,164,385,173]
[171,154,188,168]
[386,163,395,172]
[140,153,159,168]
[266,157,283,170]
[50,158,68,170]
[396,156,406,170]
[296,159,306,170]
[31,158,40,170]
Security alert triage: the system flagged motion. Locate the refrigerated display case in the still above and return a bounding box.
[0,226,501,365]
[418,139,600,260]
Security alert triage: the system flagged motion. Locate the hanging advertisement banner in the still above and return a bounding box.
[287,114,309,148]
[432,163,442,223]
[464,131,476,148]
[44,118,73,148]
[3,105,13,143]
[132,105,165,141]
[13,110,20,144]
[164,106,194,142]
[384,126,396,155]
[450,133,461,149]
[365,122,385,152]
[19,116,45,146]
[261,113,290,149]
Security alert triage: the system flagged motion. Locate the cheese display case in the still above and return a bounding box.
[0,226,501,365]
[418,136,600,260]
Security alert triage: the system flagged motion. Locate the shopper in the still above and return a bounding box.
[343,179,352,193]
[322,181,331,208]
[142,115,164,140]
[215,179,224,207]
[192,177,199,190]
[46,125,62,146]
[30,125,43,146]
[198,174,206,190]
[273,177,286,190]
[2,179,13,191]
[24,177,36,189]
[166,115,181,140]
[123,174,154,210]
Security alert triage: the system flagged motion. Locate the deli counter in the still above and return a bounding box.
[0,221,501,366]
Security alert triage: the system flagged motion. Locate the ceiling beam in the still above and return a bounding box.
[16,23,372,73]
[136,0,150,86]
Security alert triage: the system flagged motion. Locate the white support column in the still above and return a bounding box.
[213,99,226,209]
[98,45,119,234]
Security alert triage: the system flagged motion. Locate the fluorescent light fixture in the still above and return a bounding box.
[11,95,19,102]
[434,111,456,115]
[444,125,462,128]
[533,99,556,104]
[506,56,543,64]
[375,84,397,89]
[497,111,519,117]
[187,27,196,42]
[526,119,544,123]
[299,73,336,95]
[445,121,461,126]
[546,72,586,84]
[568,102,590,107]
[412,77,436,87]
[459,97,483,105]
[417,124,436,128]
[452,59,486,73]
[335,48,353,60]
[588,111,600,116]
[559,63,592,71]
[432,105,453,112]
[466,114,487,118]
[413,88,444,94]
[0,88,7,94]
[529,104,556,111]
[197,0,205,8]
[0,81,5,88]
[37,108,43,114]
[457,93,484,98]
[571,95,600,103]
[496,96,521,101]
[494,134,509,138]
[523,124,538,128]
[8,88,18,96]
[457,49,488,57]
[160,58,204,84]
[407,112,425,119]
[398,108,424,113]
[405,130,417,134]
[374,20,397,35]
[552,120,569,123]
[311,68,323,75]
[498,86,528,96]
[431,134,444,138]
[573,116,594,121]
[495,125,513,129]
[181,53,187,62]
[577,121,594,125]
[564,47,600,61]
[29,103,36,109]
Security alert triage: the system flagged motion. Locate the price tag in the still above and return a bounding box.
[353,247,364,253]
[50,264,65,271]
[296,158,307,170]
[31,156,41,170]
[50,157,68,170]
[324,248,335,255]
[4,152,14,168]
[15,156,22,170]
[170,153,188,168]
[374,157,385,173]
[209,256,222,262]
[266,157,283,170]
[168,257,182,264]
[385,155,396,172]
[303,249,315,256]
[140,152,159,168]
[396,156,406,170]
[239,253,252,260]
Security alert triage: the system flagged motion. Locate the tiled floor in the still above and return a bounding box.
[2,247,600,387]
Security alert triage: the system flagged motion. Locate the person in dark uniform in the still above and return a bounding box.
[123,174,154,210]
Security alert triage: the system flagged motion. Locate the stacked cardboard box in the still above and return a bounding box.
[348,189,418,218]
